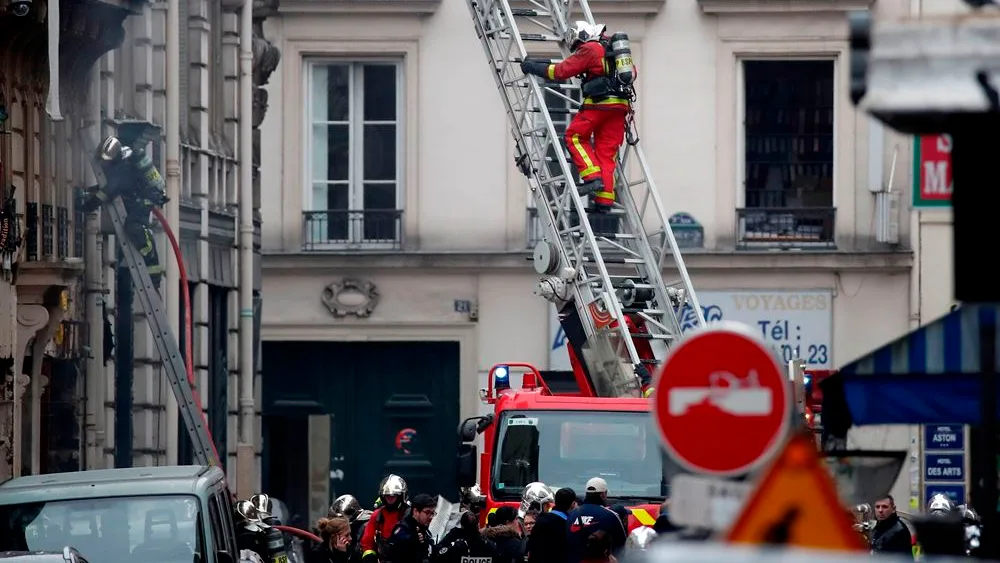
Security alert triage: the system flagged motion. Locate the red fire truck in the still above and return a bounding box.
[457,360,823,533]
[457,363,680,532]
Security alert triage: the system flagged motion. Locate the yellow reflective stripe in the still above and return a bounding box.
[362,550,376,558]
[141,231,154,254]
[642,387,655,398]
[546,64,556,80]
[583,97,630,106]
[594,190,615,200]
[488,507,498,515]
[631,508,657,526]
[570,134,600,178]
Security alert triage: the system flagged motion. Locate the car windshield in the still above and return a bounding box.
[491,410,683,501]
[0,495,203,563]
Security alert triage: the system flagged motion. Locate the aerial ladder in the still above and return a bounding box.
[465,0,705,398]
[82,125,222,469]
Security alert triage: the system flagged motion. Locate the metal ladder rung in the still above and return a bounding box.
[580,256,645,265]
[582,275,644,285]
[623,307,666,315]
[584,232,637,241]
[511,8,550,16]
[520,33,562,42]
[631,333,674,340]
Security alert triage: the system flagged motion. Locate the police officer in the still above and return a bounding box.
[382,494,437,563]
[436,510,494,563]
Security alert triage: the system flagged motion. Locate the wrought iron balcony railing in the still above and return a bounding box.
[302,209,403,251]
[736,207,836,250]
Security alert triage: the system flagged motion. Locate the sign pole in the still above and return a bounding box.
[950,123,1000,560]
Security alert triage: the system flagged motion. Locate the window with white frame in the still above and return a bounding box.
[306,60,403,249]
[739,59,835,248]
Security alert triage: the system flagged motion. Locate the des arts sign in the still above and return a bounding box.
[913,134,952,209]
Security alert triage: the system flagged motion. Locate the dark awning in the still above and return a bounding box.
[834,304,1000,426]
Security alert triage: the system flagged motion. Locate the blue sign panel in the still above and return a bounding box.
[925,483,966,506]
[924,425,964,451]
[924,453,965,482]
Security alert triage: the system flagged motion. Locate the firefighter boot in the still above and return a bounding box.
[588,194,613,214]
[577,177,603,197]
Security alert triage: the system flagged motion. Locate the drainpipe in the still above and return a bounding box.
[908,0,922,332]
[45,0,61,121]
[165,0,182,465]
[84,64,104,469]
[237,0,255,493]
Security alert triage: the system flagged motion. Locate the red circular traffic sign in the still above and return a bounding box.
[653,322,791,477]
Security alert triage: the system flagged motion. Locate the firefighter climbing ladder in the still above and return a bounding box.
[85,139,221,469]
[466,0,705,396]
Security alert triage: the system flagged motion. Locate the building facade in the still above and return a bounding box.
[258,0,955,519]
[0,0,276,491]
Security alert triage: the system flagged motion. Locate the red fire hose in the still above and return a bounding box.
[151,207,223,470]
[274,525,323,544]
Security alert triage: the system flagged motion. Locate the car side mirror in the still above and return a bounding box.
[457,443,478,488]
[458,417,480,442]
[216,551,236,563]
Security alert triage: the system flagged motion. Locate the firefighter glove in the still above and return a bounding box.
[520,59,550,78]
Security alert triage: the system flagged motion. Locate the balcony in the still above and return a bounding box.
[736,207,836,250]
[302,209,403,251]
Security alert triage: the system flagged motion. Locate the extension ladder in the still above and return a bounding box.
[85,135,221,468]
[466,0,705,397]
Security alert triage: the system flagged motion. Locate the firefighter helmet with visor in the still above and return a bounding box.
[564,21,606,51]
[378,474,408,508]
[329,494,363,521]
[519,482,555,518]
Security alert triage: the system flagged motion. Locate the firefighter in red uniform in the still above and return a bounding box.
[360,474,408,563]
[520,21,636,213]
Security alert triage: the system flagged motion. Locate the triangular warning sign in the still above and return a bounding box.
[726,431,868,551]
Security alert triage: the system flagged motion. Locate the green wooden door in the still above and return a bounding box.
[262,341,461,518]
[349,341,461,501]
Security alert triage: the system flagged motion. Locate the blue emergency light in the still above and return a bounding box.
[494,365,510,391]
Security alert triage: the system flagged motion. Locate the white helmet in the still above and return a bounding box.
[378,474,408,509]
[626,526,658,551]
[519,482,555,518]
[927,493,956,516]
[565,21,606,50]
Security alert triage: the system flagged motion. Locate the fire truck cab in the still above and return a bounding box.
[457,364,678,532]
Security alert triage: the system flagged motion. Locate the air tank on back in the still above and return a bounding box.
[610,32,635,86]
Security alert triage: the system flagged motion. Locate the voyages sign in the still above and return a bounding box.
[913,134,952,209]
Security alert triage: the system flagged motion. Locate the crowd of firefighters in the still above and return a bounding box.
[289,474,987,563]
[302,475,680,563]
